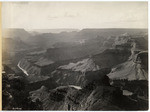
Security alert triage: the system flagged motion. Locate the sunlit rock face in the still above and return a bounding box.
[107,59,148,81]
[59,58,100,72]
[107,35,148,81]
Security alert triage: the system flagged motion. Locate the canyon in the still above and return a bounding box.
[2,28,148,110]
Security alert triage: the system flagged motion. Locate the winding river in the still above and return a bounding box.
[17,61,29,76]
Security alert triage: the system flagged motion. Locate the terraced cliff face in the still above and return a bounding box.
[50,47,131,86]
[107,34,148,81]
[51,64,111,87]
[107,52,148,81]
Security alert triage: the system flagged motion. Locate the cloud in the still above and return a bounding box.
[47,15,59,20]
[64,12,79,18]
[2,2,148,29]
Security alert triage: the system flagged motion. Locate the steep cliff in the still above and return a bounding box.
[107,36,148,81]
[107,53,148,81]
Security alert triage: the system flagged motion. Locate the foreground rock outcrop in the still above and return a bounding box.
[29,69,145,110]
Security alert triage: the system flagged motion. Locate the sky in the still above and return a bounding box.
[2,2,148,29]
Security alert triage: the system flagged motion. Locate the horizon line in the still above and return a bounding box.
[3,27,148,30]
